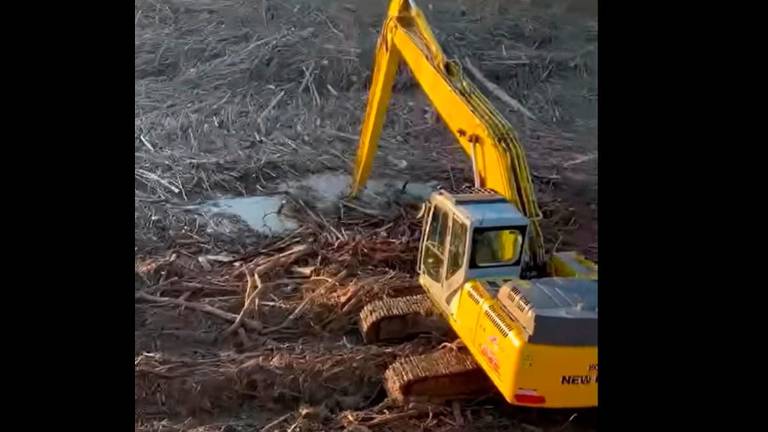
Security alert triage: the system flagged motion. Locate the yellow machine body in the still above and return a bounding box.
[431,279,597,408]
[417,193,597,408]
[350,0,598,409]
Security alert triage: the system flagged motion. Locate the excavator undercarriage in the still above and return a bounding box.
[384,348,492,404]
[360,295,494,403]
[359,294,445,343]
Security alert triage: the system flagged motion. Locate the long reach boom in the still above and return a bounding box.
[350,0,546,270]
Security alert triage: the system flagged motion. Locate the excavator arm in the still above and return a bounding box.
[351,0,546,269]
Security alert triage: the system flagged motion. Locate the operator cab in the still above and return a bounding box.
[418,188,529,307]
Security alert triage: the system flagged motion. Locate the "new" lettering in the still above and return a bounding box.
[561,375,592,385]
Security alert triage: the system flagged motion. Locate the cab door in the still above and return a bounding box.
[418,204,470,313]
[419,203,450,303]
[442,214,470,307]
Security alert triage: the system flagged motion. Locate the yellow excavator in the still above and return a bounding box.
[350,0,597,408]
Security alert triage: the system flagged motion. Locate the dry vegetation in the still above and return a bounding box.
[135,0,597,430]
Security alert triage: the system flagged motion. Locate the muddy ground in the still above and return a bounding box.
[135,0,597,430]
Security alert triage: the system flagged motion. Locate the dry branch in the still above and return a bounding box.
[135,291,263,331]
[135,169,180,194]
[249,244,314,276]
[340,272,395,314]
[262,269,348,334]
[257,90,287,125]
[140,135,155,152]
[564,153,597,167]
[222,271,265,338]
[294,199,345,241]
[361,406,432,427]
[464,57,537,121]
[260,413,293,432]
[341,200,385,217]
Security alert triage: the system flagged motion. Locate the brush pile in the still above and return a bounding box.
[135,0,463,207]
[135,202,433,420]
[134,0,597,200]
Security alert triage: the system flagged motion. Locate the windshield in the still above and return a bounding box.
[471,227,525,267]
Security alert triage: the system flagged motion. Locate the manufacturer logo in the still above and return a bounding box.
[479,335,500,373]
[561,363,598,385]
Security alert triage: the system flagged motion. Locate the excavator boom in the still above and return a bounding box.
[351,0,598,409]
[351,0,545,270]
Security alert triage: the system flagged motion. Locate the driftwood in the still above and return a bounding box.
[262,269,349,334]
[135,291,263,331]
[464,57,537,121]
[221,271,265,338]
[259,413,293,432]
[249,244,314,276]
[359,405,434,427]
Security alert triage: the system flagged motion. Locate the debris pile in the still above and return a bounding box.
[135,203,430,415]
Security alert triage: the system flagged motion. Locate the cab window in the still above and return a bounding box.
[471,227,524,267]
[446,216,468,279]
[423,206,449,281]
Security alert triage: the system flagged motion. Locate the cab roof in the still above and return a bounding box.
[431,189,529,228]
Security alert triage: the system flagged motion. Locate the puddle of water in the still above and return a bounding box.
[203,195,298,235]
[200,173,438,235]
